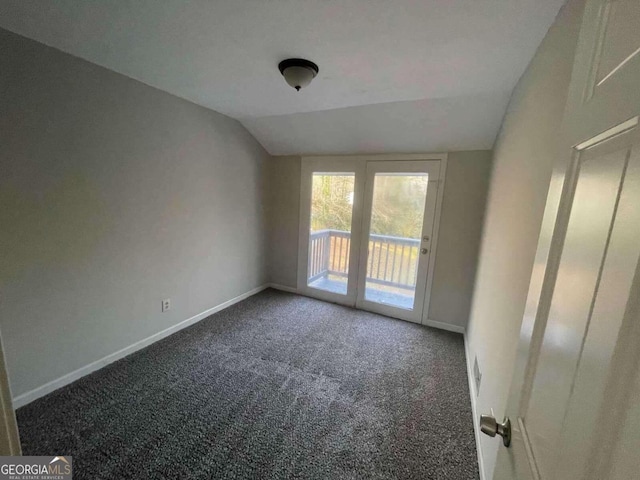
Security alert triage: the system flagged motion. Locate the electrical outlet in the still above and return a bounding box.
[162,299,171,312]
[473,356,482,395]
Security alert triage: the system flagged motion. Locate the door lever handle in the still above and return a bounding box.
[480,414,511,447]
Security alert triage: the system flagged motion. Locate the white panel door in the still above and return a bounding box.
[492,1,640,478]
[502,127,640,480]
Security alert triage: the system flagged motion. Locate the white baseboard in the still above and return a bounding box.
[267,283,298,294]
[12,284,269,409]
[267,286,465,335]
[424,318,465,334]
[464,334,486,480]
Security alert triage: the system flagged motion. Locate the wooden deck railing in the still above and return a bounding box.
[308,229,420,290]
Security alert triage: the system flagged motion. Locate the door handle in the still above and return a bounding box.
[480,414,511,447]
[421,248,428,255]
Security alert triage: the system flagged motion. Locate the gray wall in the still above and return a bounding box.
[0,29,270,398]
[267,152,492,329]
[464,1,584,477]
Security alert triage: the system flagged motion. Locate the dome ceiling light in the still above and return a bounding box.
[278,58,319,91]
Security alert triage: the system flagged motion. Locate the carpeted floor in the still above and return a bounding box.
[17,289,479,479]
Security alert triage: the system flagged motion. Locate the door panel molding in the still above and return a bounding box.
[567,0,640,146]
[517,418,541,480]
[553,127,640,480]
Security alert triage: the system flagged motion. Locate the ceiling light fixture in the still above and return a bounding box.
[278,58,319,91]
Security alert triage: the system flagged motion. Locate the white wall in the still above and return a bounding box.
[268,151,492,329]
[464,1,584,478]
[0,29,270,399]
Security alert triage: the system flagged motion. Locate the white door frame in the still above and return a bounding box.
[0,334,20,455]
[296,153,447,325]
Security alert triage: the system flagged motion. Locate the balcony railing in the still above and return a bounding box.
[308,229,421,290]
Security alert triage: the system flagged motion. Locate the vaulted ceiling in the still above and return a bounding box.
[0,0,565,155]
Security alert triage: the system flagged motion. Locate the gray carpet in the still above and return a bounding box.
[17,289,479,479]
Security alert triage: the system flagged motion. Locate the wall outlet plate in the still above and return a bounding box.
[162,299,171,312]
[473,356,482,395]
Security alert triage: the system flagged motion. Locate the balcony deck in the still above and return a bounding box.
[307,229,421,312]
[308,275,415,311]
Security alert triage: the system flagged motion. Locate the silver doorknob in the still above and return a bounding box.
[421,248,428,255]
[480,414,511,447]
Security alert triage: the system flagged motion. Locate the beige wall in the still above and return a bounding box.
[430,151,492,328]
[464,1,584,478]
[266,156,301,288]
[0,29,270,398]
[267,152,492,329]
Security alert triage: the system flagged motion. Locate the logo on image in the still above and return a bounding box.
[0,456,72,479]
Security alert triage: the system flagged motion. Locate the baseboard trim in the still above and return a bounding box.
[266,287,465,334]
[12,284,269,409]
[267,283,298,294]
[424,318,465,334]
[464,334,487,480]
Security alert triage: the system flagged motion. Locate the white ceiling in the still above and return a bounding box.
[0,0,565,155]
[243,92,511,155]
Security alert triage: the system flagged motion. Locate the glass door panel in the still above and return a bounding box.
[307,173,355,295]
[364,173,428,309]
[356,160,440,323]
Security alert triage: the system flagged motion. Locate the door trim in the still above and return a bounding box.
[423,156,447,325]
[296,153,447,325]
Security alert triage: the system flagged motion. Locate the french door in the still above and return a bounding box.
[297,155,444,324]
